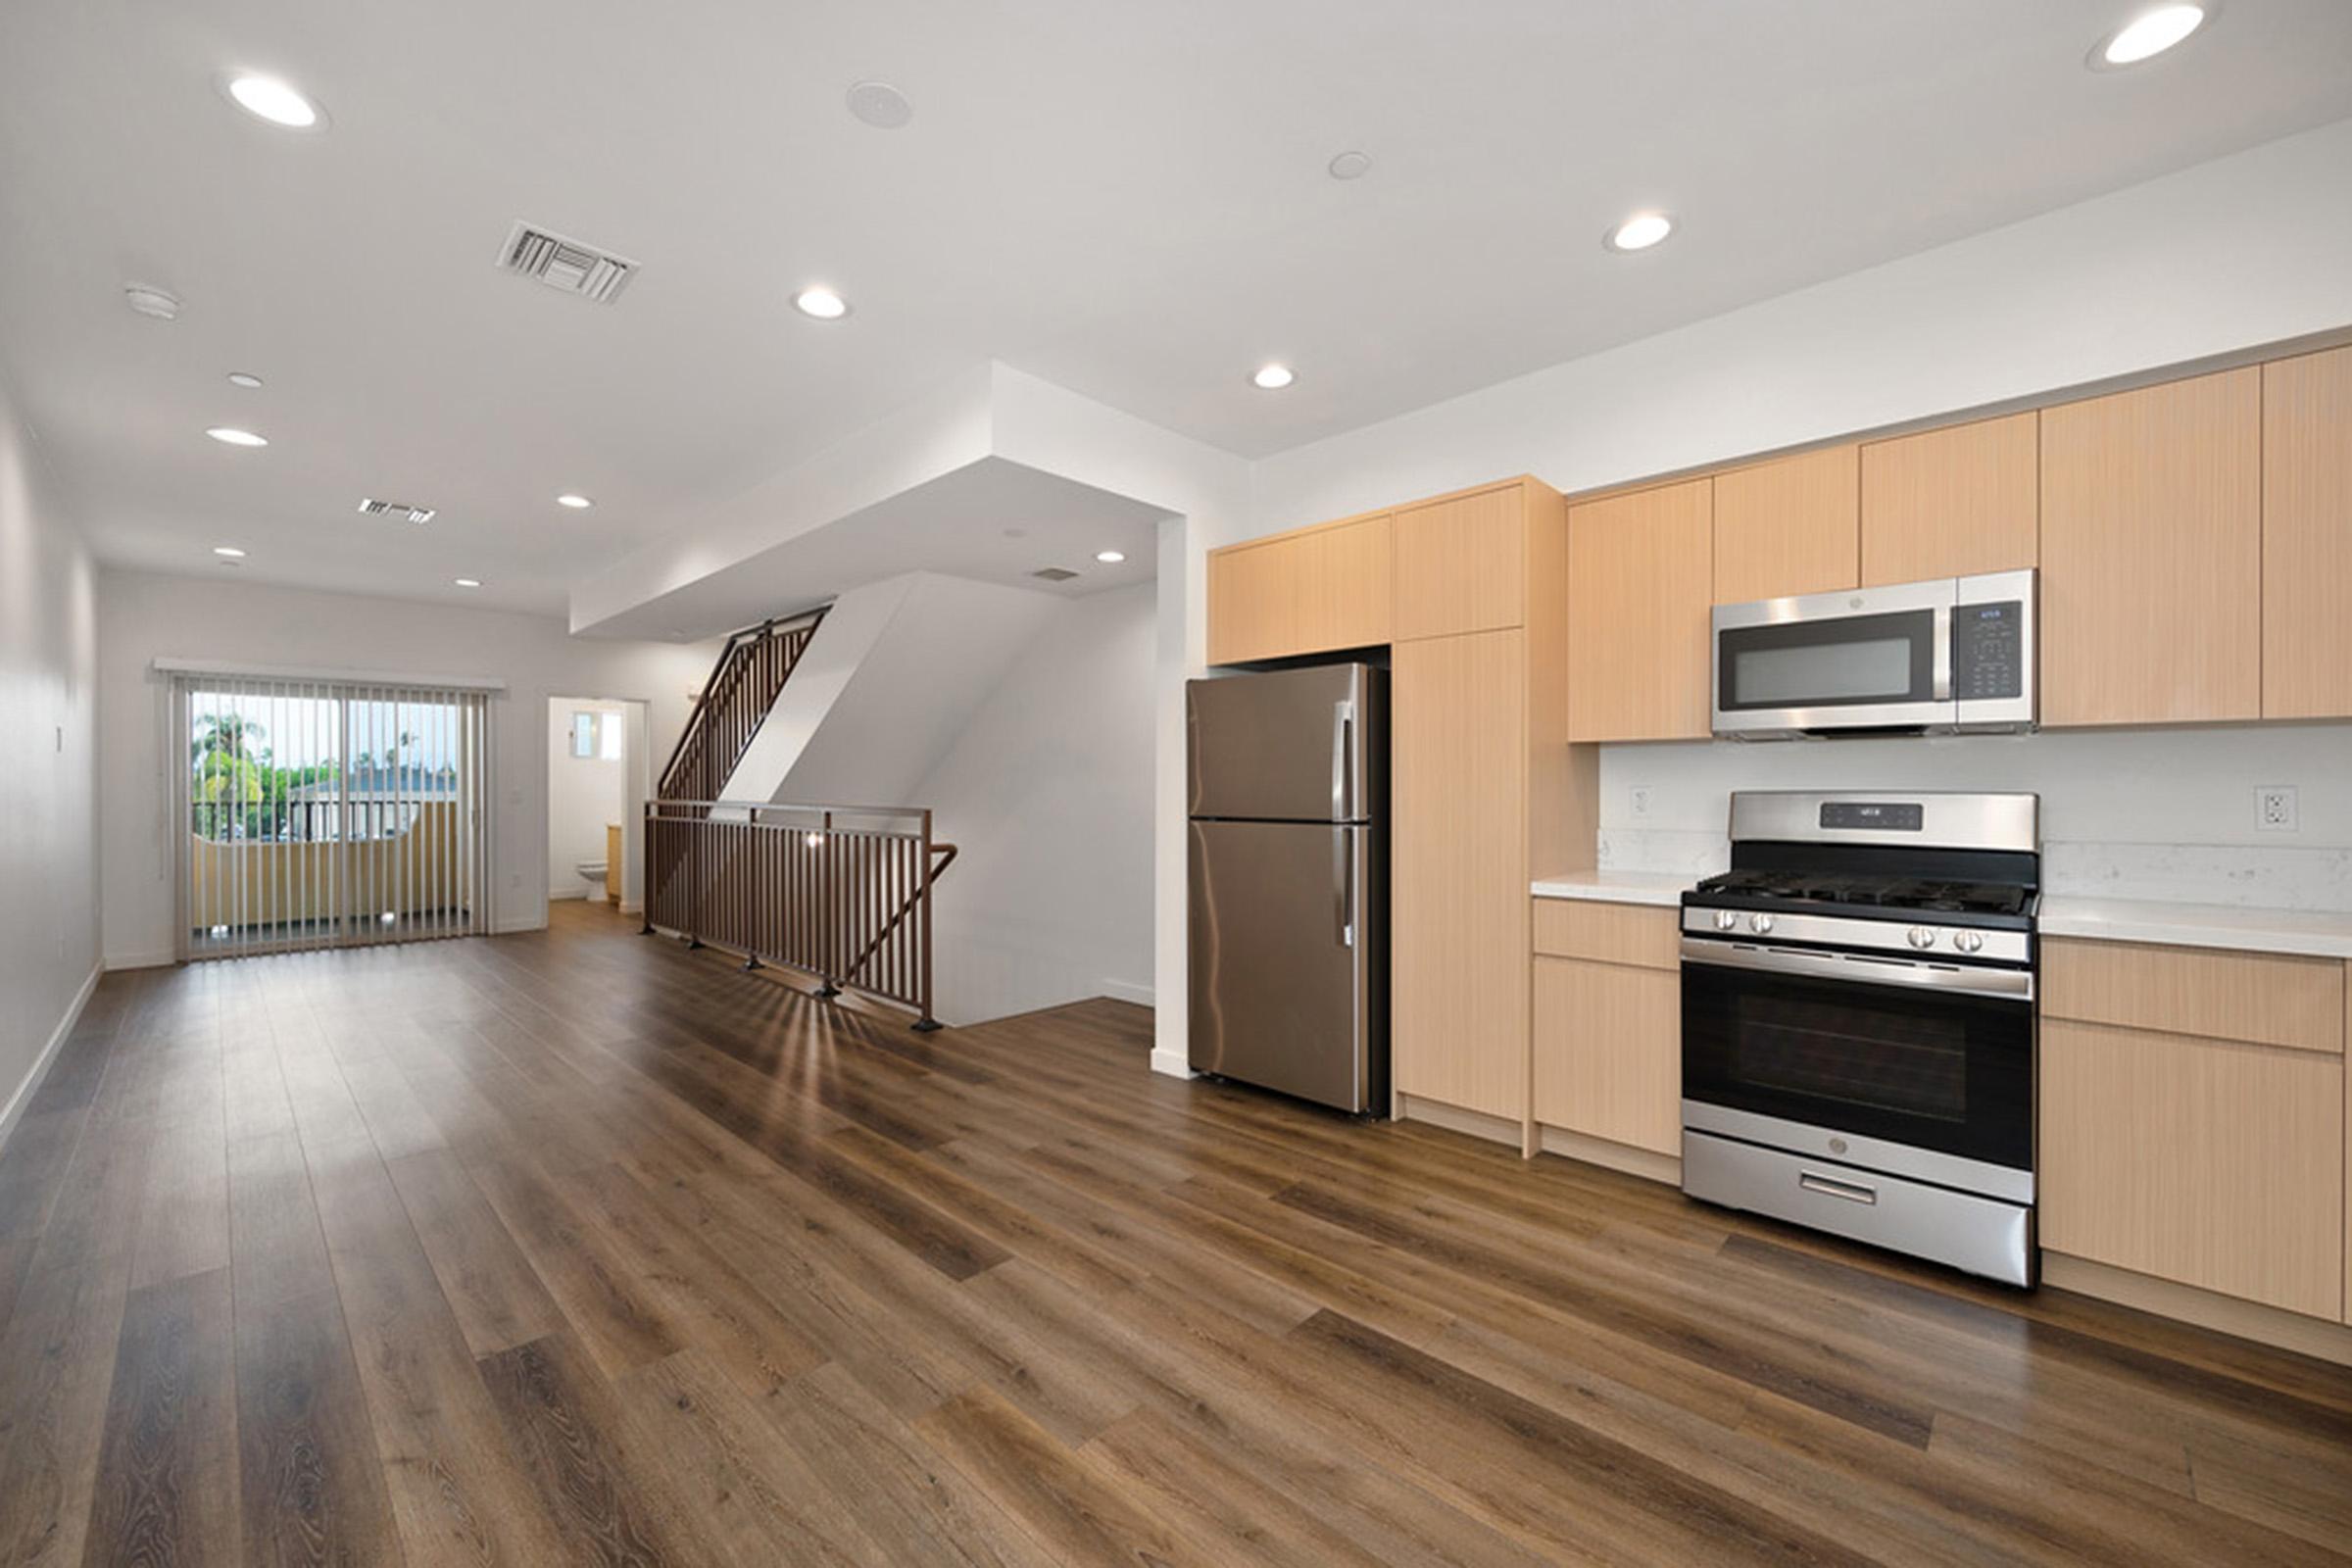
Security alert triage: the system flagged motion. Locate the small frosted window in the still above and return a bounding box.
[600,714,623,760]
[570,711,596,758]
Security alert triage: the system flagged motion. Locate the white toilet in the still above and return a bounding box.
[576,859,608,899]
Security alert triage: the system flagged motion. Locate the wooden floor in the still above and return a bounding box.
[4,903,2349,1566]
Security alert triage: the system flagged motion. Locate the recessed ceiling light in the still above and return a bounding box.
[226,371,264,388]
[557,493,594,509]
[1328,150,1372,181]
[846,81,913,129]
[212,545,247,559]
[1604,212,1675,253]
[1095,549,1127,564]
[1251,364,1296,391]
[224,73,322,129]
[2091,4,2207,68]
[124,283,181,320]
[794,287,850,320]
[454,577,482,589]
[205,426,269,447]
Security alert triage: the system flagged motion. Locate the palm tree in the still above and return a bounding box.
[190,711,266,765]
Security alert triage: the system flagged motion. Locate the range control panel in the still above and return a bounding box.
[1952,600,2025,701]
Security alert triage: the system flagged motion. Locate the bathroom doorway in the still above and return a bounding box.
[547,696,651,918]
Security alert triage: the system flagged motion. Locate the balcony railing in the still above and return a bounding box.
[644,799,956,1029]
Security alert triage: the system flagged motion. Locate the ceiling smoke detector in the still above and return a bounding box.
[497,222,638,303]
[1030,566,1080,582]
[124,283,181,320]
[358,497,436,523]
[846,81,913,129]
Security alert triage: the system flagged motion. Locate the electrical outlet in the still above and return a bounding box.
[2255,785,2298,832]
[1629,785,1653,820]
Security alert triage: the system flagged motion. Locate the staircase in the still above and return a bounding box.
[659,611,826,803]
[645,607,957,1029]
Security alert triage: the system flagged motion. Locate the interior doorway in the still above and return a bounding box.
[547,696,651,916]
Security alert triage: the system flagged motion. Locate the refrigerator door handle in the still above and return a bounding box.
[1334,831,1354,948]
[1330,700,1353,821]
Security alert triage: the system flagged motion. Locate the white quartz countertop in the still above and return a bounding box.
[1528,875,2352,959]
[1529,871,1691,907]
[2036,897,2352,960]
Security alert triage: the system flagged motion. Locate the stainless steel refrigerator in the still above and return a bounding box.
[1187,663,1386,1112]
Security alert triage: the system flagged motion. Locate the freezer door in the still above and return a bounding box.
[1189,819,1378,1111]
[1188,664,1382,822]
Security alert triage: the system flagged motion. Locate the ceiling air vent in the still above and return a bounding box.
[1030,566,1080,582]
[358,498,437,523]
[497,221,637,303]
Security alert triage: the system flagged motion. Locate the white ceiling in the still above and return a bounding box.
[4,0,2350,616]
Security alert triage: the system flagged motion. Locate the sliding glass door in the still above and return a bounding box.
[171,674,492,959]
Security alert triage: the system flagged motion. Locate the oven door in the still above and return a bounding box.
[1680,938,2033,1173]
[1712,577,1954,736]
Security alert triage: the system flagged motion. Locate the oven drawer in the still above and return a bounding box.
[2042,939,2343,1054]
[1683,1130,2034,1287]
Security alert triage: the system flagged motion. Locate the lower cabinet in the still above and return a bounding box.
[2040,939,2347,1322]
[1531,902,1681,1156]
[2041,1021,2342,1318]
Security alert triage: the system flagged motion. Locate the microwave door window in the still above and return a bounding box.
[1733,636,1914,707]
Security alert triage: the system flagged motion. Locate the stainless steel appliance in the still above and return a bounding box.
[1680,791,2039,1286]
[1187,664,1386,1112]
[1712,568,2035,738]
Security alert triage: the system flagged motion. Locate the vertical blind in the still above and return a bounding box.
[170,673,493,959]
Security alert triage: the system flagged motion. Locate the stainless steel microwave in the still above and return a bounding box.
[1711,569,2035,738]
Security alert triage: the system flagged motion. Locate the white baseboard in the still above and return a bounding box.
[547,887,588,902]
[618,899,643,915]
[0,962,101,1152]
[493,913,550,935]
[1149,1046,1196,1080]
[1100,979,1155,1007]
[103,948,177,971]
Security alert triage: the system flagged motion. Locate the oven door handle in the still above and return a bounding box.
[1680,937,2034,1003]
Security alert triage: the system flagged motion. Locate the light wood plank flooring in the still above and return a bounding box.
[3,899,2349,1565]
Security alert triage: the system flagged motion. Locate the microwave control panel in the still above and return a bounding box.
[1951,601,2025,700]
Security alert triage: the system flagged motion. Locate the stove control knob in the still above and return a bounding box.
[1906,925,1936,950]
[1953,930,1984,955]
[1748,912,1775,935]
[1713,909,1739,931]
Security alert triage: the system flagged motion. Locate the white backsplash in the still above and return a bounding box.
[1594,722,2352,910]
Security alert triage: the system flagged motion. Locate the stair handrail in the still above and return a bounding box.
[641,797,956,1029]
[656,608,827,802]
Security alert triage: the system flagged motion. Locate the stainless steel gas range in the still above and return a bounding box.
[1679,791,2039,1287]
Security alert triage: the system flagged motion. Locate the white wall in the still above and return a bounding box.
[908,583,1156,1025]
[0,376,100,1136]
[97,569,718,966]
[547,699,625,900]
[1598,726,2352,910]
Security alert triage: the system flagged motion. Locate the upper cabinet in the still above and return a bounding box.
[1860,414,2038,586]
[2040,368,2262,728]
[1205,512,1393,665]
[1394,481,1531,640]
[1567,479,1713,742]
[1711,445,1859,605]
[2263,346,2352,721]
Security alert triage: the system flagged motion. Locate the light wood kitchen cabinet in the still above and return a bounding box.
[1392,629,1530,1122]
[2044,938,2344,1054]
[2041,1017,2343,1320]
[1534,956,1680,1155]
[1205,513,1393,665]
[1711,445,1859,605]
[1393,480,1532,640]
[2039,368,2262,726]
[1566,479,1713,742]
[1532,901,1681,1156]
[2262,346,2352,720]
[1859,414,2038,585]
